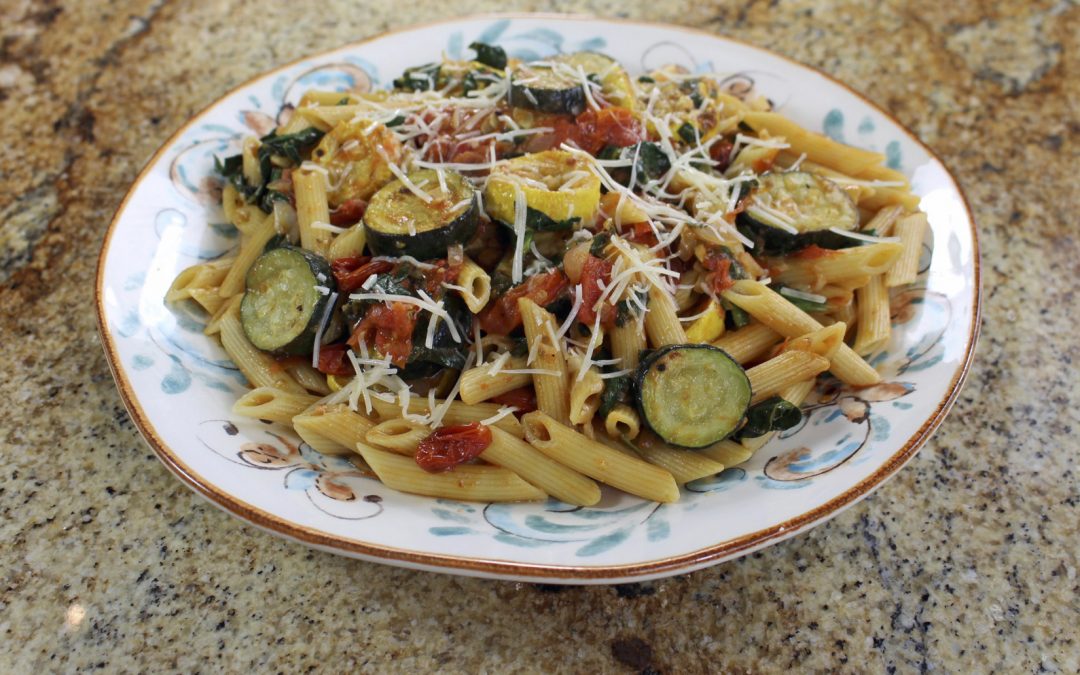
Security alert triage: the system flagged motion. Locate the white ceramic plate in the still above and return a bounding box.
[96,14,980,583]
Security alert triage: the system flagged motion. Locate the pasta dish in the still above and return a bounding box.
[167,43,928,505]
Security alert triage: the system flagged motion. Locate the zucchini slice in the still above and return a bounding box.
[509,52,632,115]
[240,246,336,355]
[635,344,751,448]
[736,171,859,253]
[364,168,479,260]
[484,150,601,225]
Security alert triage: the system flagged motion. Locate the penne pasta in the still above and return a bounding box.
[327,224,367,260]
[630,439,726,484]
[218,213,276,298]
[604,403,641,441]
[885,213,928,287]
[218,299,306,393]
[522,412,680,503]
[232,386,319,424]
[769,242,903,290]
[518,298,571,426]
[722,280,881,386]
[711,321,782,364]
[355,442,546,502]
[853,275,891,356]
[455,256,492,313]
[740,378,816,453]
[698,440,755,467]
[365,418,429,455]
[293,404,377,456]
[368,397,524,438]
[293,168,333,255]
[746,350,830,404]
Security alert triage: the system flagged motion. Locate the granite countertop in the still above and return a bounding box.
[2,0,1077,672]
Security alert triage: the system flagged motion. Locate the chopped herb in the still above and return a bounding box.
[385,114,407,128]
[526,207,579,232]
[736,396,803,439]
[468,41,508,70]
[461,71,479,96]
[632,142,671,185]
[336,97,351,105]
[259,127,325,165]
[597,145,623,161]
[637,75,655,83]
[721,299,751,329]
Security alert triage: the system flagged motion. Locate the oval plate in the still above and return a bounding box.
[96,14,980,584]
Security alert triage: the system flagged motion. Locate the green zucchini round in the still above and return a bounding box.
[240,246,336,355]
[736,171,859,254]
[364,168,478,260]
[635,344,751,448]
[509,52,622,116]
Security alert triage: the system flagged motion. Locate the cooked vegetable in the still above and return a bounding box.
[736,171,859,253]
[510,51,632,115]
[485,150,601,225]
[737,396,803,438]
[240,246,336,354]
[364,168,478,260]
[635,344,751,448]
[312,119,403,206]
[468,41,507,70]
[598,374,631,417]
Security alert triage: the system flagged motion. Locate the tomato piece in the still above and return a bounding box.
[347,302,419,367]
[333,258,394,293]
[415,422,494,473]
[620,221,660,248]
[709,140,734,172]
[315,343,354,376]
[572,107,644,155]
[489,387,538,414]
[420,259,462,297]
[793,244,838,260]
[479,269,570,335]
[578,254,615,327]
[701,250,737,295]
[329,199,367,226]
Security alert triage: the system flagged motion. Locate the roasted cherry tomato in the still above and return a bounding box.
[347,302,419,367]
[415,422,494,473]
[332,256,394,293]
[329,198,367,226]
[479,269,569,335]
[488,386,538,414]
[577,254,615,327]
[315,343,354,376]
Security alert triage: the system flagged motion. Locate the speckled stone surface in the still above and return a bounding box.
[1,0,1078,672]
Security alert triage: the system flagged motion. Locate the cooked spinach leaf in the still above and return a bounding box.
[468,41,507,70]
[677,122,698,145]
[526,207,579,232]
[736,396,803,438]
[598,374,631,417]
[393,63,442,91]
[633,142,671,184]
[589,232,612,257]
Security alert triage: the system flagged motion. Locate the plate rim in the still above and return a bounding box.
[94,12,983,582]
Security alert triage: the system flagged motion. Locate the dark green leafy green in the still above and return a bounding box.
[677,122,698,145]
[589,232,612,257]
[393,63,442,91]
[526,207,579,232]
[468,41,507,70]
[633,142,671,184]
[721,299,751,329]
[615,286,650,328]
[736,396,803,438]
[773,285,828,313]
[598,375,631,417]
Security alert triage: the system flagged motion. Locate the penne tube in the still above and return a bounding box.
[781,322,847,360]
[355,442,546,502]
[293,168,333,255]
[166,257,236,302]
[853,275,891,356]
[232,387,319,424]
[610,321,647,370]
[365,418,429,455]
[645,284,688,347]
[187,287,229,315]
[518,298,571,426]
[522,411,680,503]
[769,242,903,290]
[711,321,782,364]
[742,111,886,177]
[604,403,641,441]
[459,358,533,405]
[722,280,880,386]
[746,350,830,404]
[862,204,906,237]
[484,427,601,506]
[698,440,754,467]
[454,256,492,313]
[284,360,332,395]
[630,440,726,484]
[218,213,277,298]
[218,299,306,393]
[293,404,376,455]
[885,213,928,287]
[568,365,604,428]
